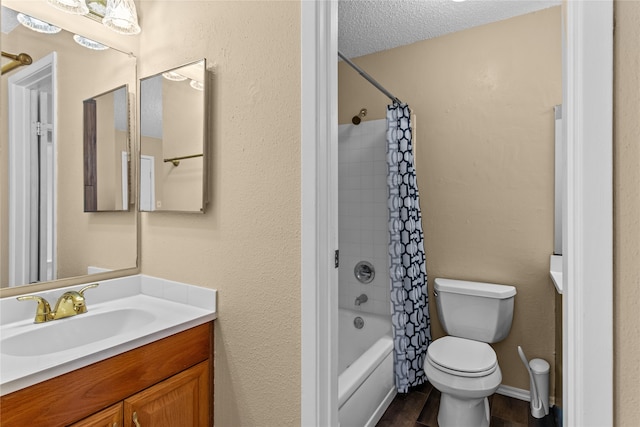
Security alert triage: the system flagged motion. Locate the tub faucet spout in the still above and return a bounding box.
[355,294,368,306]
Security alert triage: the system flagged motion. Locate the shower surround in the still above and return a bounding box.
[338,119,390,316]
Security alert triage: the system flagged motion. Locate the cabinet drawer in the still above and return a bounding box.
[68,403,123,427]
[1,323,212,426]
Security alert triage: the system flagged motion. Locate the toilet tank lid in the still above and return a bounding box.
[434,278,516,299]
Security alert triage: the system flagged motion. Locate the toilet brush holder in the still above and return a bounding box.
[517,346,550,418]
[529,358,550,418]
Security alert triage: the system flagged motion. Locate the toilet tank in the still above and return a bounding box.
[434,278,516,343]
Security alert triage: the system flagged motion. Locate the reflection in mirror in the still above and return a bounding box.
[83,85,131,212]
[140,59,207,213]
[1,5,137,288]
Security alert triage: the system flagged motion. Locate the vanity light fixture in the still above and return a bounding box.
[162,71,187,81]
[45,0,141,35]
[47,0,89,15]
[189,62,206,90]
[16,13,61,34]
[190,80,204,91]
[86,0,107,16]
[102,0,141,35]
[73,34,109,50]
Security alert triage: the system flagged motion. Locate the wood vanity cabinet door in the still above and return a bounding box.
[68,402,123,427]
[123,361,209,427]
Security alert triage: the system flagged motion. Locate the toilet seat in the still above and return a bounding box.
[427,336,497,378]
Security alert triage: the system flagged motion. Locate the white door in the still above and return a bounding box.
[27,90,54,282]
[122,151,129,209]
[139,155,155,211]
[8,53,56,286]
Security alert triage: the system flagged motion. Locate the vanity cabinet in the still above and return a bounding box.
[69,403,123,427]
[124,361,209,426]
[70,362,209,427]
[0,323,214,427]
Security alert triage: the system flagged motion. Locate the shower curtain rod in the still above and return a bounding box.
[338,51,403,105]
[2,51,32,75]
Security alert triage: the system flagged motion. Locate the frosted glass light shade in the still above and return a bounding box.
[102,0,141,35]
[73,34,109,50]
[86,0,107,16]
[162,71,187,82]
[16,13,61,34]
[47,0,89,15]
[190,80,204,91]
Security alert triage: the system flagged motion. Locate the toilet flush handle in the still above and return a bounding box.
[433,289,438,298]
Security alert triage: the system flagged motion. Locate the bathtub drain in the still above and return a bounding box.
[354,316,364,329]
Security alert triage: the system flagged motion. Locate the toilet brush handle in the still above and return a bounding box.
[517,346,541,409]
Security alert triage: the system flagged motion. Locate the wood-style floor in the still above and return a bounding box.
[376,382,557,427]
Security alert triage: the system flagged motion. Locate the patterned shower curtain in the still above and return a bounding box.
[387,103,432,393]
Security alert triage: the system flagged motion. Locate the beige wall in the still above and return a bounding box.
[137,2,301,426]
[613,1,640,425]
[140,134,163,209]
[95,92,126,211]
[1,18,137,286]
[339,7,561,395]
[49,32,137,279]
[160,76,204,211]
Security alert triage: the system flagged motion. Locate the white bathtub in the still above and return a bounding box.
[338,308,396,427]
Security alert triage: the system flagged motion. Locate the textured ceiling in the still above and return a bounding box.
[338,0,561,59]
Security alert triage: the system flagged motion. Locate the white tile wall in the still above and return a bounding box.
[338,119,390,316]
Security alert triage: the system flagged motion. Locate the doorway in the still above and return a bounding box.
[8,52,57,286]
[300,1,613,426]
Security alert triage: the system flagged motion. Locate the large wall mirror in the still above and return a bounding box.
[1,4,138,290]
[140,59,208,213]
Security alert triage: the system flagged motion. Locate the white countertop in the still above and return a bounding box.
[550,255,563,294]
[0,275,217,396]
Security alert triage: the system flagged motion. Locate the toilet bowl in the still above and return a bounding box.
[425,336,502,427]
[425,278,516,427]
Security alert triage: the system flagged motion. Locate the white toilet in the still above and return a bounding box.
[424,278,516,427]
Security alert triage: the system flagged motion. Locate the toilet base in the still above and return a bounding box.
[437,393,490,427]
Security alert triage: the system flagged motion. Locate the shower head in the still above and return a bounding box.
[352,108,367,125]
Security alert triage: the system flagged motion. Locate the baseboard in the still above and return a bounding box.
[496,384,556,407]
[496,384,531,402]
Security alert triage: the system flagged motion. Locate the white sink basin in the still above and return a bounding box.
[0,274,217,396]
[1,308,156,357]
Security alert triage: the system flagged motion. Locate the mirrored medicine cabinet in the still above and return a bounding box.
[139,59,208,213]
[1,3,138,292]
[83,84,131,212]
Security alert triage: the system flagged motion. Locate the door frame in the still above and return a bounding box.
[300,1,613,425]
[8,52,57,286]
[300,1,339,425]
[562,1,613,425]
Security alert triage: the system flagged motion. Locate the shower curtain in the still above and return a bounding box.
[387,103,432,393]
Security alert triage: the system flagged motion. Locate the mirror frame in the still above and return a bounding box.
[0,2,140,298]
[139,58,209,213]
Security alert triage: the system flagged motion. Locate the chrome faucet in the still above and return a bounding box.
[355,294,368,306]
[17,283,99,324]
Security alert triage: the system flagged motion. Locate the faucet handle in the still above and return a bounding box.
[79,283,99,296]
[60,283,98,317]
[17,295,52,323]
